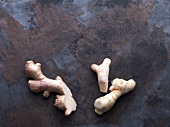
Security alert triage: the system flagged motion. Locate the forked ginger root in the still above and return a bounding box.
[25,60,77,116]
[94,78,136,115]
[91,58,111,93]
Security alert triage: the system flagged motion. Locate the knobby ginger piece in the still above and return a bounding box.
[25,60,77,116]
[91,58,111,93]
[54,95,77,116]
[94,78,136,115]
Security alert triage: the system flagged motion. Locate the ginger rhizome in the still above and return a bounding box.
[94,78,136,115]
[25,60,77,116]
[91,58,111,93]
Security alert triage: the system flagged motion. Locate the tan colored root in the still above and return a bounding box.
[94,78,136,115]
[91,58,111,93]
[25,60,77,116]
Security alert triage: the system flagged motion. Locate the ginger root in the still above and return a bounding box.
[94,78,136,115]
[91,58,111,93]
[25,60,77,116]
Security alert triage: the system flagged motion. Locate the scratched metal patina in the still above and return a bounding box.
[0,0,170,127]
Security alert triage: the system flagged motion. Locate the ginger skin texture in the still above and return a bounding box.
[94,78,136,115]
[91,58,111,93]
[25,61,77,116]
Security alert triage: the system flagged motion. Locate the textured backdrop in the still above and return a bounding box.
[0,0,170,127]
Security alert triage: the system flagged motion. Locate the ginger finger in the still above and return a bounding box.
[91,58,111,93]
[94,78,136,115]
[25,60,77,116]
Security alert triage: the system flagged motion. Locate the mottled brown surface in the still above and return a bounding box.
[0,0,170,127]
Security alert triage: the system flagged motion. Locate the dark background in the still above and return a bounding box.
[0,0,170,127]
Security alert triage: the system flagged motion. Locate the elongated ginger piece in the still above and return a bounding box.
[94,78,136,115]
[25,60,77,116]
[91,58,111,93]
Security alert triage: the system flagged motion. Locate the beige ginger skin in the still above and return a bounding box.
[91,58,111,93]
[25,60,77,116]
[94,78,136,115]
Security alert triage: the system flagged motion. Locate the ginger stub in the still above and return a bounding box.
[94,78,136,115]
[25,60,77,116]
[91,58,111,93]
[54,95,77,116]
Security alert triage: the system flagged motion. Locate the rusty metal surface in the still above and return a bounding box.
[0,0,170,127]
